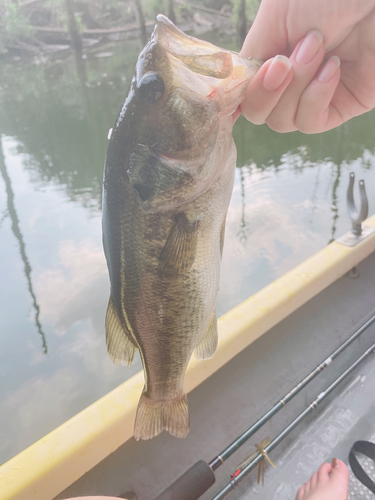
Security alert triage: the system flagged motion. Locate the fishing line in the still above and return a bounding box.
[211,341,375,500]
[209,311,375,470]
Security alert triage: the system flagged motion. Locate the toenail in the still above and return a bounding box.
[332,458,340,468]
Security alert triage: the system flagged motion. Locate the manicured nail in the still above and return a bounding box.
[332,458,340,468]
[263,55,292,92]
[318,56,340,83]
[296,30,323,65]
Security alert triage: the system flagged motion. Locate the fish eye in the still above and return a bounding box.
[137,72,165,103]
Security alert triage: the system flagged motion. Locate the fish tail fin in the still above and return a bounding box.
[134,392,189,440]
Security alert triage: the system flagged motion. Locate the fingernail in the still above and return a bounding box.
[263,55,292,92]
[332,458,340,468]
[296,30,323,65]
[318,56,340,83]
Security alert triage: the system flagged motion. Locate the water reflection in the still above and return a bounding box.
[330,163,341,243]
[233,112,375,248]
[237,166,250,244]
[0,140,47,353]
[0,41,140,212]
[0,35,375,465]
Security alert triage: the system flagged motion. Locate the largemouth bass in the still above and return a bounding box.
[102,15,260,440]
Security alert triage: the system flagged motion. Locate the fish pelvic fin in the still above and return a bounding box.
[105,296,138,367]
[134,392,189,440]
[158,213,199,279]
[194,310,218,360]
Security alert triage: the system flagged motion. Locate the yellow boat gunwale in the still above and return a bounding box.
[2,216,375,500]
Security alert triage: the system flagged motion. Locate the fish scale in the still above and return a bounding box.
[102,14,261,440]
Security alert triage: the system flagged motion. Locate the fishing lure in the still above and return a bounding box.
[230,437,276,486]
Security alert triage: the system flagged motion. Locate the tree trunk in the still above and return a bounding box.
[237,0,247,46]
[133,0,147,47]
[167,0,176,24]
[64,0,82,54]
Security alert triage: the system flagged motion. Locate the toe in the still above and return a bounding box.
[310,472,318,489]
[317,462,332,486]
[296,484,305,500]
[304,479,311,492]
[329,459,349,496]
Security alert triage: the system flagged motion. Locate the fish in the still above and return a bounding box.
[102,14,260,440]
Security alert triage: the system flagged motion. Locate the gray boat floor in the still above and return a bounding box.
[56,251,375,500]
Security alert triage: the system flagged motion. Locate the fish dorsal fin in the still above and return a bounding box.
[105,296,138,367]
[158,213,199,279]
[194,310,218,360]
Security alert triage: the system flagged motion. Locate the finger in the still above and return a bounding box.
[240,55,293,124]
[266,30,326,132]
[295,56,341,133]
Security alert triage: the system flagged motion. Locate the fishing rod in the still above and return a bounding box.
[153,312,375,500]
[211,340,375,500]
[209,311,375,471]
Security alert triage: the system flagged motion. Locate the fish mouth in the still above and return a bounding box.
[124,16,262,214]
[154,14,234,80]
[153,15,261,114]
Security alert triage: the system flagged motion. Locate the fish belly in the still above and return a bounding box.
[130,139,236,440]
[104,129,237,440]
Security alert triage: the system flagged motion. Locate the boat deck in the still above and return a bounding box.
[56,251,375,500]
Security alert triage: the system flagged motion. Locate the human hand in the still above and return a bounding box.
[240,0,375,133]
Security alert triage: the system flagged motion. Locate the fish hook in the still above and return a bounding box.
[347,172,368,236]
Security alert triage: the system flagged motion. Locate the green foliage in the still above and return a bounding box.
[1,0,34,38]
[197,0,228,9]
[0,0,262,56]
[232,0,260,21]
[141,0,167,20]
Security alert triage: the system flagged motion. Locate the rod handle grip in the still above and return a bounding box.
[153,460,215,500]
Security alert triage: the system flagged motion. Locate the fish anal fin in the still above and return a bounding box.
[194,311,218,360]
[106,297,137,367]
[134,392,189,440]
[158,213,199,279]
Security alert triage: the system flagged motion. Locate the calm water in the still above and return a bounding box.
[1,33,375,466]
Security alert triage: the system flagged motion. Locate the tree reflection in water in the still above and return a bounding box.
[1,30,375,466]
[0,139,47,353]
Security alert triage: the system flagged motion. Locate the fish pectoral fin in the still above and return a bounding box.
[134,391,189,440]
[158,213,199,279]
[194,310,218,360]
[105,297,138,367]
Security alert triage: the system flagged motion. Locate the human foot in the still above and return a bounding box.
[296,458,349,500]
